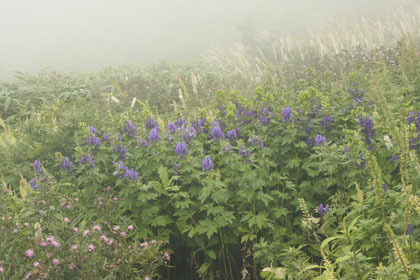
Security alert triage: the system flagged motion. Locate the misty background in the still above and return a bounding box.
[0,0,409,81]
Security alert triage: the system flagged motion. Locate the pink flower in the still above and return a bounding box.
[13,228,18,234]
[0,266,4,273]
[41,200,46,205]
[52,259,59,265]
[47,253,52,259]
[113,197,118,201]
[46,236,55,243]
[68,263,75,270]
[60,202,66,207]
[164,252,170,261]
[140,241,148,248]
[72,227,79,233]
[113,225,120,231]
[151,240,157,245]
[24,222,29,227]
[88,244,95,252]
[74,198,79,202]
[24,249,35,258]
[120,232,126,238]
[145,276,150,280]
[92,225,101,231]
[107,239,114,246]
[70,245,77,252]
[100,235,108,242]
[24,272,32,279]
[83,230,89,236]
[40,241,47,248]
[66,204,72,209]
[51,241,60,248]
[64,217,70,224]
[127,225,134,231]
[33,261,39,268]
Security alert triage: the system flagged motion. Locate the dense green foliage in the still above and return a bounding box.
[1,24,420,280]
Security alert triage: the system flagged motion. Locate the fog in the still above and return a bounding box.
[0,0,408,81]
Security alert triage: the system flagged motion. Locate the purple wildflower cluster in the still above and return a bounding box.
[146,117,158,129]
[239,145,251,157]
[79,154,96,168]
[167,122,177,134]
[226,129,237,140]
[113,161,138,181]
[250,136,264,149]
[321,115,332,132]
[88,126,97,135]
[359,116,376,145]
[317,203,330,216]
[211,125,225,141]
[405,222,414,235]
[408,111,420,149]
[176,118,187,128]
[281,107,293,122]
[86,136,101,147]
[124,120,137,138]
[202,156,213,172]
[390,155,398,165]
[192,118,206,133]
[148,128,160,143]
[175,141,188,159]
[258,107,274,124]
[182,126,197,141]
[33,160,42,174]
[114,143,128,159]
[28,178,39,189]
[315,134,327,146]
[60,157,73,174]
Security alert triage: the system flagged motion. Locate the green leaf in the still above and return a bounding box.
[4,96,11,112]
[206,250,216,260]
[158,165,169,187]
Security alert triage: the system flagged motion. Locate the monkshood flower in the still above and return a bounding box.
[141,139,148,147]
[315,134,327,146]
[124,120,137,138]
[86,136,101,147]
[202,156,213,172]
[103,132,110,141]
[239,145,251,157]
[321,115,332,132]
[148,128,160,143]
[114,144,128,159]
[183,126,197,141]
[281,107,293,122]
[211,125,225,141]
[176,118,188,128]
[360,116,376,145]
[226,129,237,140]
[167,122,177,135]
[407,111,420,131]
[250,137,264,149]
[259,107,274,124]
[33,160,42,174]
[60,157,73,174]
[306,137,313,147]
[405,222,414,235]
[305,124,313,134]
[223,143,232,153]
[344,146,349,154]
[80,154,96,167]
[317,203,329,216]
[390,155,398,165]
[383,182,388,192]
[349,82,365,105]
[88,126,97,135]
[192,118,207,133]
[145,117,157,129]
[124,168,139,181]
[175,141,188,159]
[29,178,39,189]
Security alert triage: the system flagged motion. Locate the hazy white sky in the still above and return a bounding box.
[0,0,405,80]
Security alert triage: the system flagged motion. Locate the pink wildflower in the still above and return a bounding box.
[24,249,34,258]
[13,228,18,234]
[70,245,77,252]
[68,263,75,270]
[113,197,118,201]
[140,241,148,248]
[107,239,114,246]
[92,225,101,231]
[33,261,39,268]
[100,235,108,242]
[72,227,79,233]
[127,225,134,231]
[60,202,66,207]
[0,266,3,273]
[64,217,70,224]
[74,198,79,202]
[113,225,120,231]
[152,240,157,245]
[66,204,72,209]
[51,240,60,248]
[83,230,89,236]
[41,200,46,205]
[24,272,32,279]
[40,241,47,248]
[120,232,126,238]
[24,222,29,227]
[52,259,59,265]
[88,244,95,252]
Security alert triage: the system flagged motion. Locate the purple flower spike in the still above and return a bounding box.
[146,118,157,129]
[33,160,42,174]
[227,129,237,140]
[125,120,137,138]
[281,107,293,122]
[317,203,329,216]
[211,126,225,141]
[405,222,414,235]
[29,178,39,189]
[175,142,188,159]
[167,122,177,134]
[202,156,213,172]
[88,126,97,135]
[315,134,327,146]
[148,128,160,143]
